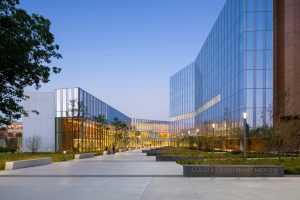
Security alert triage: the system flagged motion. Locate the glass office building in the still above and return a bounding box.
[55,87,129,122]
[170,62,195,131]
[24,87,180,152]
[54,87,178,151]
[55,87,130,152]
[170,0,273,134]
[131,118,178,147]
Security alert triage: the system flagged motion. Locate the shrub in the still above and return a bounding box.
[6,138,19,153]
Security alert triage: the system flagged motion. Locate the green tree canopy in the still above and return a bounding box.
[94,114,108,126]
[0,0,62,125]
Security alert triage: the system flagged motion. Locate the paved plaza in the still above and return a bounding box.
[0,149,300,200]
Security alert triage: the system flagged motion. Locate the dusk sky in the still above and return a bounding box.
[21,0,225,121]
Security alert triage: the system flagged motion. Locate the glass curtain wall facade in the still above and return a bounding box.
[170,0,273,135]
[131,119,178,147]
[55,87,130,152]
[170,62,195,131]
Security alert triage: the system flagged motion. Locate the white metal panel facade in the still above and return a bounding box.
[22,92,55,152]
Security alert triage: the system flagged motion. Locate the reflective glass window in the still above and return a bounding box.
[246,108,254,127]
[256,70,264,88]
[247,32,254,50]
[266,0,272,11]
[256,12,264,30]
[266,12,272,30]
[266,50,272,68]
[256,31,264,49]
[256,89,264,107]
[246,12,254,31]
[246,89,254,107]
[246,51,254,68]
[256,107,264,127]
[266,31,272,49]
[255,0,264,11]
[266,69,273,88]
[266,89,273,107]
[246,70,254,88]
[256,50,264,69]
[247,0,255,11]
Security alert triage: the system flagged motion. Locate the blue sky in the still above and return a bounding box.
[21,0,225,120]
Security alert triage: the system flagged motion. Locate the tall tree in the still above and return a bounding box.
[0,0,62,125]
[94,114,108,127]
[112,117,123,147]
[94,114,108,150]
[112,117,129,148]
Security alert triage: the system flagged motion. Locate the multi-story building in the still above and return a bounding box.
[22,0,300,152]
[131,118,178,147]
[23,87,131,152]
[7,122,23,138]
[170,0,274,134]
[0,122,23,148]
[23,87,179,152]
[170,62,195,131]
[171,0,300,136]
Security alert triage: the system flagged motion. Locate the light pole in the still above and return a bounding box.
[224,122,227,151]
[243,112,247,159]
[212,123,215,153]
[181,133,183,147]
[188,130,190,148]
[63,150,67,161]
[196,129,199,156]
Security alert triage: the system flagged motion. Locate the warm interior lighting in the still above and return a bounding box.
[243,112,247,119]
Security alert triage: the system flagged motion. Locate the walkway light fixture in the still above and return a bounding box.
[181,133,183,147]
[212,124,215,153]
[243,112,247,159]
[196,129,200,156]
[63,150,67,161]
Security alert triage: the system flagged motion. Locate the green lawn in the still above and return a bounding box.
[166,147,294,159]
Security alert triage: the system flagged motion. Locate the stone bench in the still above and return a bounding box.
[156,155,204,161]
[183,165,284,177]
[75,153,94,159]
[119,148,126,152]
[5,157,52,170]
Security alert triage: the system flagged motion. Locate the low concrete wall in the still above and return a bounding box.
[119,149,126,152]
[156,155,204,161]
[75,153,94,159]
[183,165,284,177]
[5,157,52,170]
[147,151,174,156]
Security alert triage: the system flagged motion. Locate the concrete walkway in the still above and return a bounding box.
[0,149,300,200]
